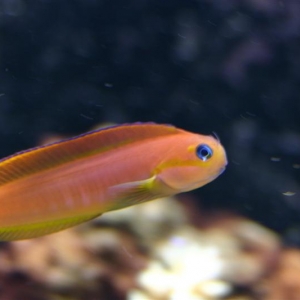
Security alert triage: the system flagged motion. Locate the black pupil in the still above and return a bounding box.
[200,148,209,157]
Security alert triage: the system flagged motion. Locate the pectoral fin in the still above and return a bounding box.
[109,175,167,210]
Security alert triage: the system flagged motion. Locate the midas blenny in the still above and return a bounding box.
[0,123,227,240]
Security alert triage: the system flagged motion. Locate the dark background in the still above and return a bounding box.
[0,0,299,240]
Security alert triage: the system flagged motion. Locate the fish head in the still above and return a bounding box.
[156,133,227,193]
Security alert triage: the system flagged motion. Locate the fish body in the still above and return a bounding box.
[0,123,227,240]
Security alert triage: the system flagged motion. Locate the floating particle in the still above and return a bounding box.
[270,157,281,162]
[104,83,113,88]
[282,191,296,196]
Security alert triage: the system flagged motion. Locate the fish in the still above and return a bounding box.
[0,122,227,240]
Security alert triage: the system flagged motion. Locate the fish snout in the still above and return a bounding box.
[219,165,226,175]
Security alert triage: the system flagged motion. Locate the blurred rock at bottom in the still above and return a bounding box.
[0,194,290,300]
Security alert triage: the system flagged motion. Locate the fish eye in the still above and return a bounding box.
[196,144,213,161]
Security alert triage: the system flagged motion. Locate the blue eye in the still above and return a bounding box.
[196,144,213,161]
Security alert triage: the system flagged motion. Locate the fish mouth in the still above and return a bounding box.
[219,151,228,175]
[219,166,226,175]
[188,167,227,190]
[203,164,227,183]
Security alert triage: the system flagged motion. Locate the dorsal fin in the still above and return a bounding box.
[0,123,180,186]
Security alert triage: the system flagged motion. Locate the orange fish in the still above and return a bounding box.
[0,123,227,240]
